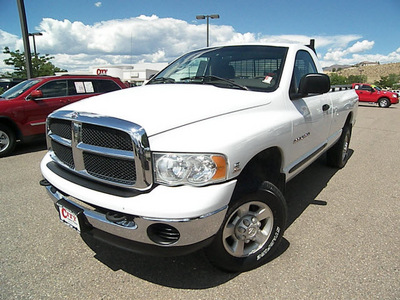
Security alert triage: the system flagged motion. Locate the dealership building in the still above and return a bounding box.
[89,63,168,86]
[58,63,168,86]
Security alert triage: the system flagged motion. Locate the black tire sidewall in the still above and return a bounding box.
[327,125,351,168]
[206,181,287,272]
[378,98,390,108]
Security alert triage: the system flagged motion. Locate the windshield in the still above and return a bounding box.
[147,45,288,92]
[372,85,381,91]
[0,79,41,99]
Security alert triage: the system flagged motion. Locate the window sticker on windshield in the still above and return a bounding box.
[84,82,94,93]
[262,76,273,84]
[74,82,85,93]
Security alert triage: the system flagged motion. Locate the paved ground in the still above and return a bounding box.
[1,104,399,300]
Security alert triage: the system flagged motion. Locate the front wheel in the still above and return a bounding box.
[378,97,391,108]
[327,125,351,168]
[0,125,16,158]
[205,181,287,272]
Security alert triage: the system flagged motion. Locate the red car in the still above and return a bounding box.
[352,83,399,108]
[0,75,126,157]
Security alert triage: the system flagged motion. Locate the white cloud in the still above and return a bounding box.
[347,40,374,53]
[0,29,22,73]
[0,29,19,48]
[94,2,102,7]
[322,39,375,64]
[322,40,381,67]
[1,16,399,73]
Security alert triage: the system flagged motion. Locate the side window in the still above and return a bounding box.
[68,80,95,95]
[291,50,318,96]
[93,80,121,93]
[38,80,67,98]
[360,85,372,91]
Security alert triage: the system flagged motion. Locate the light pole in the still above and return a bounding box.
[196,14,220,47]
[17,0,33,78]
[29,32,43,57]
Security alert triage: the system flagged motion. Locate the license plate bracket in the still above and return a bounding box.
[57,199,85,233]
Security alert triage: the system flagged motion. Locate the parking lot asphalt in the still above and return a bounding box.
[1,105,399,300]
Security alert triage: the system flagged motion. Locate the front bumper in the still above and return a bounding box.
[40,149,238,255]
[43,182,229,254]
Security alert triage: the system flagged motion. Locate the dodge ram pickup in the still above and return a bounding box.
[40,41,358,272]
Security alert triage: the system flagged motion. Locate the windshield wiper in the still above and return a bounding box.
[149,77,175,84]
[180,75,249,91]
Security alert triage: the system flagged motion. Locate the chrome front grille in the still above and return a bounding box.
[46,110,153,190]
[81,123,133,151]
[51,140,74,169]
[83,152,136,185]
[50,119,72,140]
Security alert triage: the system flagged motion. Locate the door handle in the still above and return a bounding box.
[322,104,330,111]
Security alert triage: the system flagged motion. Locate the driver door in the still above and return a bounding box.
[23,79,68,135]
[285,50,332,176]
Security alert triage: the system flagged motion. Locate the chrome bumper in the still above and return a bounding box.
[44,184,227,247]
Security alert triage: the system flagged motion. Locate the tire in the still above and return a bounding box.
[378,97,390,108]
[327,125,351,168]
[0,125,16,157]
[205,181,287,272]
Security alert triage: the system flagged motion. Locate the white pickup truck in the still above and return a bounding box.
[40,41,358,272]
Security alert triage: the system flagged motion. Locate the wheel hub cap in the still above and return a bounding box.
[0,131,10,151]
[235,216,262,243]
[222,200,274,257]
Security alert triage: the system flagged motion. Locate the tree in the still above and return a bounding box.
[328,73,367,85]
[374,74,400,89]
[3,47,67,78]
[329,73,347,85]
[347,74,367,84]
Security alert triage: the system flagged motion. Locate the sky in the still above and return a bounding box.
[1,0,399,74]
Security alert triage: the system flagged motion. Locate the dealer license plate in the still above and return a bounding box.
[58,202,81,232]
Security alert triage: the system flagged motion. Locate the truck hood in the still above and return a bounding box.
[379,90,396,96]
[60,84,271,136]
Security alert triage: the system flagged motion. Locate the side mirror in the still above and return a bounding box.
[298,73,331,97]
[29,90,43,99]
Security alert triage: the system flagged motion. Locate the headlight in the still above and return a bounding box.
[392,94,398,98]
[154,153,227,186]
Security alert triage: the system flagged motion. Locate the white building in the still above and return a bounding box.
[57,63,168,86]
[89,63,168,86]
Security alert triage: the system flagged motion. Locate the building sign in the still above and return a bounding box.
[96,69,108,75]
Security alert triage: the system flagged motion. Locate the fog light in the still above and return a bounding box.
[147,223,180,245]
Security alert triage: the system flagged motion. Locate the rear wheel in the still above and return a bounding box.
[205,181,287,272]
[0,125,16,157]
[378,97,390,108]
[327,125,351,168]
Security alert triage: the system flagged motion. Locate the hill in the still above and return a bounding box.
[324,62,400,83]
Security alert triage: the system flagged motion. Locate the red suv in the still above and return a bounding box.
[0,75,126,157]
